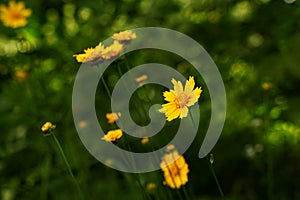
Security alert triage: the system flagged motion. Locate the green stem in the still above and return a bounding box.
[51,133,84,200]
[207,157,224,198]
[101,76,111,98]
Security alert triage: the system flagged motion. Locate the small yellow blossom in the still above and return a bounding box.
[135,75,148,83]
[106,112,121,123]
[262,82,272,90]
[73,43,105,63]
[0,1,32,28]
[101,40,124,60]
[101,129,123,142]
[14,69,28,82]
[159,76,202,121]
[112,30,136,42]
[141,137,149,144]
[41,122,56,134]
[146,182,156,190]
[166,144,175,151]
[160,150,189,189]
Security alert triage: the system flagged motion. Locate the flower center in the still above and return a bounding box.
[10,11,23,20]
[175,93,190,108]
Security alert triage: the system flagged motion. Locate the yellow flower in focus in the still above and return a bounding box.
[106,112,121,123]
[0,1,32,28]
[101,40,124,60]
[102,129,123,142]
[159,76,202,121]
[112,30,136,42]
[73,43,106,63]
[160,150,189,189]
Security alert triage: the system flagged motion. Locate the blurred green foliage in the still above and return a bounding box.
[1,0,300,199]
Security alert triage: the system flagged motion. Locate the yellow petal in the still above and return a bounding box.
[163,91,176,102]
[171,78,183,94]
[187,76,195,89]
[179,106,189,118]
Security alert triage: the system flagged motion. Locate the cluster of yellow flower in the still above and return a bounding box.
[73,30,136,63]
[101,112,123,142]
[0,1,31,28]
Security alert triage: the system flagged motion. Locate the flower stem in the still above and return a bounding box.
[51,133,84,200]
[207,156,224,198]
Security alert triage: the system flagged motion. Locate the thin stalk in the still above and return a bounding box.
[207,157,224,198]
[51,133,84,200]
[101,76,111,98]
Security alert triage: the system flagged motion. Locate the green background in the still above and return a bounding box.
[1,0,300,199]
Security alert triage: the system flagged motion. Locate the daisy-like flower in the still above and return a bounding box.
[101,129,123,142]
[101,40,124,60]
[112,30,136,42]
[0,1,32,28]
[106,112,121,124]
[159,76,202,121]
[73,43,105,63]
[160,148,189,189]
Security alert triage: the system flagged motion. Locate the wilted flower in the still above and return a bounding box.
[0,0,32,28]
[159,76,202,121]
[101,129,123,142]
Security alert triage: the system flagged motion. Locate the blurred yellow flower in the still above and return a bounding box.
[0,1,32,28]
[262,82,272,90]
[160,150,189,189]
[101,40,124,60]
[102,129,123,142]
[14,69,28,82]
[73,43,105,63]
[41,122,56,134]
[106,112,121,123]
[159,76,202,121]
[112,30,136,42]
[135,75,148,83]
[146,182,156,190]
[141,137,149,144]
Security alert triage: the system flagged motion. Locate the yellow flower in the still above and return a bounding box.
[0,1,32,28]
[141,137,149,144]
[160,149,189,189]
[73,43,105,63]
[262,82,272,90]
[106,112,121,123]
[146,182,156,190]
[135,75,148,84]
[101,129,123,142]
[101,40,124,60]
[112,30,136,42]
[14,69,28,82]
[41,122,56,134]
[159,76,202,121]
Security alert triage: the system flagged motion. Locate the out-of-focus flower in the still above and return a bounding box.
[101,41,124,60]
[101,129,123,142]
[146,182,156,190]
[0,1,32,28]
[106,112,121,123]
[41,122,56,135]
[262,82,272,90]
[112,30,136,42]
[160,149,189,189]
[141,137,149,144]
[159,76,202,121]
[14,69,28,82]
[135,75,148,84]
[73,43,105,63]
